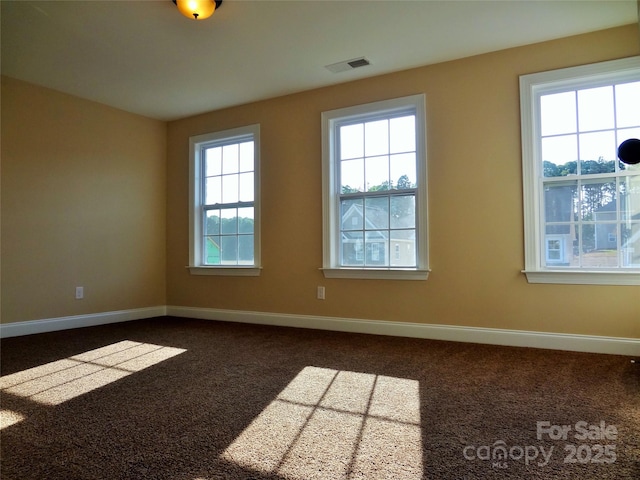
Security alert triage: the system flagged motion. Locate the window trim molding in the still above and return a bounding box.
[320,268,430,281]
[188,124,261,276]
[522,270,640,286]
[321,94,429,280]
[520,56,640,286]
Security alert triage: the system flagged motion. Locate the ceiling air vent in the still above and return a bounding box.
[348,58,370,69]
[325,57,371,73]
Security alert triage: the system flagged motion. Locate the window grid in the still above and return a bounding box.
[539,81,640,270]
[521,57,640,284]
[336,113,418,269]
[201,140,255,266]
[189,124,260,275]
[322,94,428,279]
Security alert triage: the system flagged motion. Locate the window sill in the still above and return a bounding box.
[188,266,261,277]
[523,270,640,286]
[321,268,430,280]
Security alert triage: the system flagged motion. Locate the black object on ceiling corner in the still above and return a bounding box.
[618,138,640,165]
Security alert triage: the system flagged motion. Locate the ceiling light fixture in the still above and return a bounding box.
[173,0,222,21]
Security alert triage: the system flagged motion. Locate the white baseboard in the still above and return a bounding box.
[2,305,638,356]
[0,306,167,338]
[167,305,640,356]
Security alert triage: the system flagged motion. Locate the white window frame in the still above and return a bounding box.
[321,95,429,280]
[520,56,640,285]
[188,124,261,276]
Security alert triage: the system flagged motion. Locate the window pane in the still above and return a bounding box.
[341,231,364,266]
[579,131,616,172]
[594,223,618,250]
[544,182,578,223]
[205,210,220,235]
[578,86,614,132]
[341,158,364,193]
[580,223,595,255]
[522,60,640,278]
[581,223,618,268]
[239,172,254,202]
[205,147,222,176]
[365,232,387,266]
[622,222,640,267]
[542,160,576,177]
[615,81,640,128]
[541,92,576,136]
[205,176,222,205]
[238,207,254,234]
[580,179,616,221]
[390,153,416,189]
[222,174,239,204]
[544,227,576,267]
[192,125,259,270]
[340,124,364,160]
[365,155,389,191]
[222,144,239,174]
[238,235,254,263]
[580,159,616,175]
[390,115,415,154]
[365,119,389,157]
[239,141,254,172]
[390,230,416,267]
[221,209,237,235]
[220,236,238,264]
[205,236,221,265]
[365,197,389,230]
[620,175,640,221]
[390,195,415,229]
[341,198,363,231]
[541,135,577,175]
[324,95,426,273]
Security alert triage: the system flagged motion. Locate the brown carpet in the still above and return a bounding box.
[1,316,638,479]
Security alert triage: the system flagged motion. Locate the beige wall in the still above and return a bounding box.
[2,26,638,338]
[167,25,640,338]
[1,77,167,323]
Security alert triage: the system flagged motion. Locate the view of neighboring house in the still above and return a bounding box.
[544,184,575,266]
[592,183,640,267]
[593,200,618,251]
[341,200,416,267]
[544,176,640,268]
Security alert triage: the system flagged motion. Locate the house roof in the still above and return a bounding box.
[1,1,637,121]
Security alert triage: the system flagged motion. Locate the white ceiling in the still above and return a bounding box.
[2,0,638,121]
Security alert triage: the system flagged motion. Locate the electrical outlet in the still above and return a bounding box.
[75,286,84,299]
[317,286,325,300]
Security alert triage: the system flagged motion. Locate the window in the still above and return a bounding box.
[520,57,640,285]
[189,125,260,276]
[321,95,429,280]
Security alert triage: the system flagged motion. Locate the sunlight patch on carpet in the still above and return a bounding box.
[0,409,25,430]
[221,366,423,479]
[0,340,186,406]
